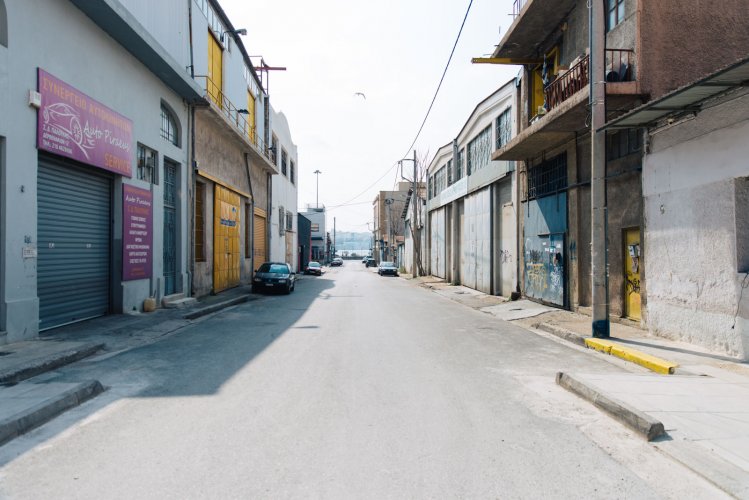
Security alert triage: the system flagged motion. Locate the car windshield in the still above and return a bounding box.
[381,262,396,268]
[308,262,320,268]
[257,264,289,274]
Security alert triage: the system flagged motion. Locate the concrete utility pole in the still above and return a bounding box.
[412,149,418,277]
[385,198,394,261]
[590,0,610,337]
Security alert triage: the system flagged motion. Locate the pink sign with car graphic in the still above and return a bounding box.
[37,69,133,177]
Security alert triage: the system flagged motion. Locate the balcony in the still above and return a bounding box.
[494,0,576,60]
[194,75,277,174]
[493,49,641,161]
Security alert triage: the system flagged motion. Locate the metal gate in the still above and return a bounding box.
[163,160,177,295]
[461,187,491,293]
[253,208,267,270]
[429,207,446,278]
[38,157,111,330]
[523,193,567,307]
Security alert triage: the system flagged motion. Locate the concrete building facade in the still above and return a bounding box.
[269,107,299,271]
[426,81,518,297]
[373,184,411,265]
[0,0,201,343]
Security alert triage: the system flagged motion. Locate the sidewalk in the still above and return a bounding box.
[0,284,263,446]
[414,277,749,497]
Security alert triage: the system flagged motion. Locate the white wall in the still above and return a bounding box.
[643,93,749,358]
[270,107,299,270]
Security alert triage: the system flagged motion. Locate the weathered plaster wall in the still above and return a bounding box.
[640,0,749,99]
[643,96,749,358]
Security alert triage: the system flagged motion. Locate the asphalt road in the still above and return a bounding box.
[0,263,726,499]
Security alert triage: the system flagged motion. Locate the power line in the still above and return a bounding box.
[330,0,474,208]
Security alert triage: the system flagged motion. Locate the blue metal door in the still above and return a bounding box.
[163,160,177,296]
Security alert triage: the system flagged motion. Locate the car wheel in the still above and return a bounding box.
[290,282,295,292]
[284,282,291,294]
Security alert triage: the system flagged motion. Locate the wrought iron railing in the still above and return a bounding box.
[512,0,528,18]
[605,48,635,82]
[544,54,589,112]
[194,75,272,161]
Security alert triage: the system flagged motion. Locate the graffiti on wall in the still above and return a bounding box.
[524,234,565,306]
[499,249,513,263]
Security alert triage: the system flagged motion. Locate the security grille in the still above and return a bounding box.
[527,153,567,200]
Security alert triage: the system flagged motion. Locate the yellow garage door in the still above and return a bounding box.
[253,208,267,270]
[213,185,241,293]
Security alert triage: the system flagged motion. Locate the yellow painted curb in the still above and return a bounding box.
[584,338,678,375]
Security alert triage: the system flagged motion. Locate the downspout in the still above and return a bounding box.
[187,0,196,297]
[243,152,255,273]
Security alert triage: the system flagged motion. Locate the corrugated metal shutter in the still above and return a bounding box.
[38,157,111,330]
[429,207,446,278]
[253,211,267,269]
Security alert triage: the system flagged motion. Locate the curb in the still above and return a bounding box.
[0,343,104,386]
[584,338,678,374]
[535,323,587,347]
[183,295,254,320]
[0,380,105,446]
[556,372,665,441]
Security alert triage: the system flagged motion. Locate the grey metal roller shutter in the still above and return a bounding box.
[38,157,112,330]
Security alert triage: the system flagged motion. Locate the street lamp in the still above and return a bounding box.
[398,150,419,277]
[313,169,322,208]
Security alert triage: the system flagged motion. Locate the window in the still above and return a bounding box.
[246,91,256,144]
[195,182,206,261]
[496,108,512,149]
[207,31,223,108]
[447,159,453,186]
[607,129,641,160]
[245,205,251,259]
[467,126,491,175]
[456,149,465,180]
[271,134,278,165]
[286,212,293,231]
[607,0,625,31]
[281,149,288,176]
[428,175,433,199]
[527,153,567,200]
[290,159,295,185]
[160,104,179,146]
[279,206,285,236]
[434,167,447,195]
[137,143,158,184]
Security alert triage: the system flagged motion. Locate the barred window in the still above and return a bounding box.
[271,134,278,164]
[428,176,433,199]
[278,206,285,236]
[456,149,465,180]
[527,153,567,200]
[286,212,293,231]
[137,143,158,184]
[281,149,288,176]
[434,166,447,195]
[467,126,491,175]
[607,129,640,160]
[290,159,295,185]
[160,105,179,146]
[447,159,453,186]
[495,108,512,149]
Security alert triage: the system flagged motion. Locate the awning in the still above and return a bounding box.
[603,56,749,130]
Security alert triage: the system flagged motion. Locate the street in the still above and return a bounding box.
[0,264,725,499]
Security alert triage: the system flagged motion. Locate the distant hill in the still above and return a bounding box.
[333,231,372,256]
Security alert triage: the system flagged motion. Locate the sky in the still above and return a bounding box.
[220,0,519,232]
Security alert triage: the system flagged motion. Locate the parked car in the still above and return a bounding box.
[362,257,368,264]
[252,262,295,294]
[331,257,343,267]
[365,258,376,268]
[378,261,399,276]
[304,261,323,276]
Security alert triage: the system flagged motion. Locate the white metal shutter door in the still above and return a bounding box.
[475,187,492,294]
[429,208,446,278]
[38,158,111,330]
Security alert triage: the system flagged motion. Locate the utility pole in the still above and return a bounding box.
[590,0,609,338]
[385,197,394,262]
[333,217,336,258]
[412,149,419,277]
[313,169,322,208]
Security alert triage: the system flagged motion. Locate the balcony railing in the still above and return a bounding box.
[605,48,635,82]
[195,75,272,161]
[544,54,589,112]
[512,0,528,18]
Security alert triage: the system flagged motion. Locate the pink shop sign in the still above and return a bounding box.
[37,69,133,177]
[123,184,153,281]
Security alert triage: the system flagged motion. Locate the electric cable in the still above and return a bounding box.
[328,0,474,210]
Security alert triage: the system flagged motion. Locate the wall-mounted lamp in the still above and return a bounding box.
[221,28,247,43]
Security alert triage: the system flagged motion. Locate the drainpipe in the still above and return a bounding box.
[243,152,255,273]
[187,0,196,297]
[590,0,610,337]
